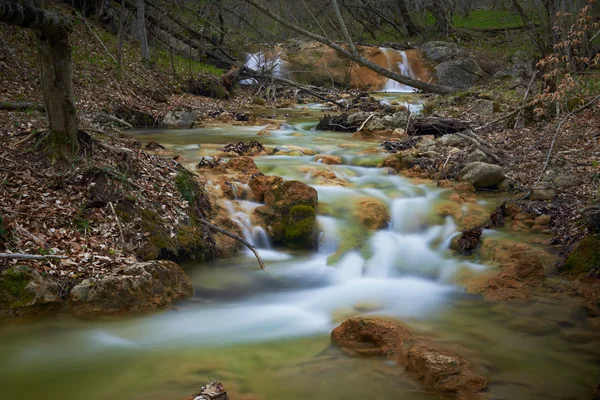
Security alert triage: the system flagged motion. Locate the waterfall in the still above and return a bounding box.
[379,47,419,93]
[241,52,290,85]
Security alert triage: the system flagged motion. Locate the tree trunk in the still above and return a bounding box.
[428,1,453,36]
[136,0,150,61]
[397,0,420,35]
[0,0,79,159]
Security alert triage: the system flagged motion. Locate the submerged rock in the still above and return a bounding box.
[352,197,390,231]
[458,162,505,189]
[331,317,488,399]
[315,154,342,165]
[69,260,193,316]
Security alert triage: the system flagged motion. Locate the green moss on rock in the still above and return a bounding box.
[283,205,318,249]
[0,266,35,309]
[563,234,600,275]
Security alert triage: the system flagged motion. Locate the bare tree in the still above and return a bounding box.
[0,0,79,160]
[136,0,150,61]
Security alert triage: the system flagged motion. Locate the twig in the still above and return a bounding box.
[0,253,68,260]
[356,113,374,132]
[109,202,126,246]
[455,131,504,165]
[199,218,265,270]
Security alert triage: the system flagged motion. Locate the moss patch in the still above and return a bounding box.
[283,205,318,249]
[0,266,35,309]
[563,235,600,275]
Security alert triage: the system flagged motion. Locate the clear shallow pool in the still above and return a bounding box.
[0,102,598,400]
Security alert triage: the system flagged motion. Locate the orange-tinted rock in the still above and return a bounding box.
[314,154,342,165]
[405,344,488,399]
[331,317,411,358]
[331,317,488,399]
[352,198,390,231]
[264,180,318,209]
[226,156,260,174]
[249,175,284,202]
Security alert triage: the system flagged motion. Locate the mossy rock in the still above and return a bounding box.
[283,205,318,249]
[563,234,600,275]
[0,266,36,309]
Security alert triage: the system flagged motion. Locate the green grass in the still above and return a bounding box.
[152,48,224,77]
[415,9,532,30]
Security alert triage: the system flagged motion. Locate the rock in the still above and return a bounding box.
[553,174,583,189]
[416,138,436,149]
[381,152,415,171]
[562,234,600,275]
[534,215,551,226]
[226,156,261,174]
[69,260,193,316]
[264,180,318,209]
[583,205,600,233]
[331,317,488,399]
[530,189,556,201]
[258,180,319,249]
[346,111,373,125]
[331,317,412,357]
[421,41,463,62]
[458,162,505,188]
[352,198,390,231]
[314,154,342,165]
[0,266,60,319]
[438,134,467,147]
[466,149,494,164]
[249,175,284,202]
[470,99,494,115]
[161,108,197,129]
[435,58,486,89]
[256,129,271,136]
[405,344,488,399]
[497,179,515,192]
[312,170,347,186]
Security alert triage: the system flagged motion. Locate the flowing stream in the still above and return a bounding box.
[0,97,598,400]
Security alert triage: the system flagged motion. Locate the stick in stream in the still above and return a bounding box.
[198,218,266,270]
[0,253,68,260]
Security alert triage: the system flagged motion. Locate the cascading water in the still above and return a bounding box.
[241,52,290,84]
[380,47,419,93]
[2,102,597,400]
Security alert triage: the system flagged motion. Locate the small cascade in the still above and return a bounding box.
[241,52,290,84]
[317,216,339,255]
[379,47,421,93]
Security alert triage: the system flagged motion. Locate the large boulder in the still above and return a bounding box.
[0,266,60,319]
[435,58,486,89]
[69,260,193,316]
[458,162,505,188]
[249,175,284,202]
[331,317,412,357]
[421,41,464,63]
[161,108,197,129]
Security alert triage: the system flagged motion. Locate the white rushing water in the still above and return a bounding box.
[380,47,419,93]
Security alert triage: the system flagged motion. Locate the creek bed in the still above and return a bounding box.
[0,101,598,400]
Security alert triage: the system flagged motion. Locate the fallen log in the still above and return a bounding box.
[408,117,469,137]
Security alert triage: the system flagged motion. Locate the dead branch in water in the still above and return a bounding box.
[198,218,265,270]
